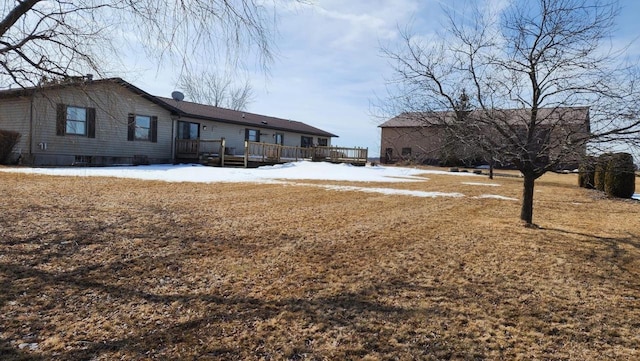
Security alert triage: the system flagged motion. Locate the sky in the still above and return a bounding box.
[0,161,518,200]
[126,0,640,157]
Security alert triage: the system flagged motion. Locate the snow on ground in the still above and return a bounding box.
[461,182,501,187]
[296,183,466,198]
[0,162,430,183]
[0,161,516,200]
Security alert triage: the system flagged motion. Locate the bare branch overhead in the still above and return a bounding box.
[379,0,639,224]
[0,0,294,88]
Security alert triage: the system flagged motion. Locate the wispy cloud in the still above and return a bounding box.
[134,0,638,155]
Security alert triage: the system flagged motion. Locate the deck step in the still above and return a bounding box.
[221,156,246,167]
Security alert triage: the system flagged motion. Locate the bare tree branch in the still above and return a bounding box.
[179,70,254,110]
[0,0,298,88]
[380,0,639,225]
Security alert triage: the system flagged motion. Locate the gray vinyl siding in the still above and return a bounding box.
[27,83,172,165]
[276,130,331,148]
[2,80,335,166]
[0,97,31,157]
[194,118,331,155]
[204,121,248,154]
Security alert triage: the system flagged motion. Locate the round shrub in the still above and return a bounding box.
[578,156,596,189]
[604,152,636,199]
[0,129,21,165]
[594,153,613,191]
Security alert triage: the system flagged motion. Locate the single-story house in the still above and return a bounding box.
[378,107,590,168]
[0,76,337,166]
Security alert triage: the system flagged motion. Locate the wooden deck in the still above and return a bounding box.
[175,139,368,167]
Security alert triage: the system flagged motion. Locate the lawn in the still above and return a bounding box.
[1,166,639,360]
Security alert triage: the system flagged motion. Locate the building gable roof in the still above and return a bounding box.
[379,107,590,128]
[155,96,338,137]
[0,77,338,138]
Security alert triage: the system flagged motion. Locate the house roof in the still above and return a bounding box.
[379,107,590,128]
[0,77,182,112]
[0,77,338,138]
[155,96,338,138]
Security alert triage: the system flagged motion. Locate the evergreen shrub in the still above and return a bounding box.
[604,152,635,198]
[0,129,21,165]
[578,156,596,189]
[594,153,612,191]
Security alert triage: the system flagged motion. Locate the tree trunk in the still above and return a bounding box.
[520,172,536,224]
[489,160,494,180]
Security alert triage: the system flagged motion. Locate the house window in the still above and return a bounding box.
[135,116,151,140]
[274,133,284,145]
[317,138,328,146]
[245,128,260,142]
[127,114,158,142]
[56,104,96,138]
[301,136,313,148]
[73,155,93,165]
[402,147,412,156]
[66,107,86,135]
[177,121,200,140]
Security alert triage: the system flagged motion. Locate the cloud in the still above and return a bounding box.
[241,1,434,151]
[277,0,422,51]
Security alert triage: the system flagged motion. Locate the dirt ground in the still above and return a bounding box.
[0,169,639,360]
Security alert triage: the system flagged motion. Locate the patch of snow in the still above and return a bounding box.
[461,182,501,187]
[312,184,465,198]
[18,343,38,351]
[0,162,476,183]
[633,194,640,201]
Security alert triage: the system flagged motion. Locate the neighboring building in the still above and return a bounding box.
[0,77,337,166]
[379,107,590,168]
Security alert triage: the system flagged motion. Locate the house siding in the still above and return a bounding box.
[189,118,331,155]
[0,97,31,160]
[380,117,590,167]
[8,83,173,165]
[1,78,337,166]
[380,126,445,164]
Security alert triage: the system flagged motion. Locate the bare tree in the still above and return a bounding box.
[381,0,640,225]
[179,70,254,110]
[0,0,293,88]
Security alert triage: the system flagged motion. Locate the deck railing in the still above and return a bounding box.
[245,141,367,166]
[175,138,367,167]
[245,142,316,162]
[311,146,369,163]
[175,138,225,162]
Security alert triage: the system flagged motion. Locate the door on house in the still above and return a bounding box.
[385,148,393,163]
[301,136,313,148]
[274,133,284,145]
[176,121,201,156]
[177,121,200,139]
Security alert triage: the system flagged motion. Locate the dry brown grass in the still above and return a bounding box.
[0,168,639,360]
